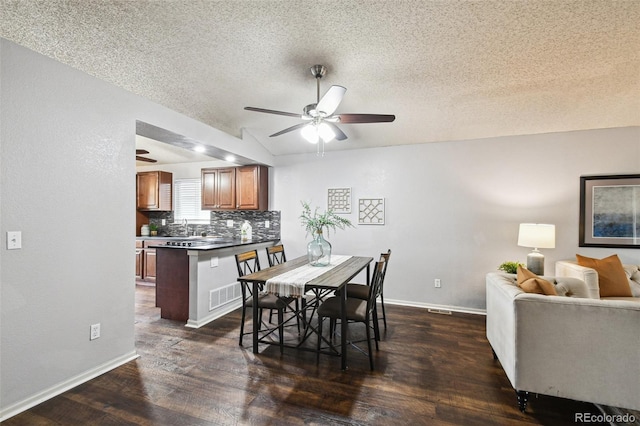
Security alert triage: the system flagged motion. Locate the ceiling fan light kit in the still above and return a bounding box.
[301,122,336,145]
[244,64,395,155]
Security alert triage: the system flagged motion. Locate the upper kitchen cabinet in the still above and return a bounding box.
[201,167,236,210]
[236,165,268,210]
[201,165,268,211]
[137,171,173,211]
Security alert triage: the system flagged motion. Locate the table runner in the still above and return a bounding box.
[265,255,352,297]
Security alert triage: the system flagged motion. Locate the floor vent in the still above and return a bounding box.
[209,283,242,311]
[428,308,452,315]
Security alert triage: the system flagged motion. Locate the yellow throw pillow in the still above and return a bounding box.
[516,265,558,295]
[576,254,633,297]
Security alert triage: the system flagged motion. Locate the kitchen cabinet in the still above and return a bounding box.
[137,171,173,211]
[201,165,268,211]
[135,240,143,280]
[143,245,157,282]
[201,167,236,210]
[236,165,268,210]
[136,239,168,284]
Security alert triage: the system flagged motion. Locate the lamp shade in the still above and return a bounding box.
[517,223,555,249]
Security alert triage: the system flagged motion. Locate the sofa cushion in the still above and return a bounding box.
[576,254,633,297]
[623,265,640,297]
[516,266,558,295]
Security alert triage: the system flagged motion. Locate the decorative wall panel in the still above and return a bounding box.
[358,198,385,225]
[328,188,351,213]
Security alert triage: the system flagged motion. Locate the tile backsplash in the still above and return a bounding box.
[147,210,281,240]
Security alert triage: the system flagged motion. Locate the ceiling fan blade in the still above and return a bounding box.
[136,149,149,155]
[336,113,396,123]
[269,122,310,137]
[244,106,302,118]
[325,122,348,141]
[316,85,346,116]
[136,156,157,163]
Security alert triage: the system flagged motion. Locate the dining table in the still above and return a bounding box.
[237,254,373,370]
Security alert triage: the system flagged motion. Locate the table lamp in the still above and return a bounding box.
[517,223,555,275]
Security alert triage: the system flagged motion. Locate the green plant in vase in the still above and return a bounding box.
[300,201,353,266]
[149,223,158,236]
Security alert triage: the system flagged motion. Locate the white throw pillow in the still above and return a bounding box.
[623,265,640,297]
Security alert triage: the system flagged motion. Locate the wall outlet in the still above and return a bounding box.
[434,279,441,288]
[90,323,101,340]
[226,220,234,227]
[210,257,218,268]
[265,220,270,228]
[161,219,166,226]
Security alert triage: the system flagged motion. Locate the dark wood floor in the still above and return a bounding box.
[4,285,605,425]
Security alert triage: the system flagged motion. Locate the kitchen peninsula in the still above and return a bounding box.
[149,237,278,328]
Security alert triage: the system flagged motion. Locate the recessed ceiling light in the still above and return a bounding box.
[194,145,206,153]
[225,155,236,162]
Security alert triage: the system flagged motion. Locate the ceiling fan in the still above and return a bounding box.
[136,149,157,163]
[244,65,395,147]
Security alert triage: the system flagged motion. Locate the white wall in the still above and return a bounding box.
[272,127,640,311]
[0,39,271,419]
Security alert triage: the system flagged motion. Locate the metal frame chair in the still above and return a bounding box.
[235,250,297,353]
[317,258,386,370]
[266,244,286,267]
[341,249,391,332]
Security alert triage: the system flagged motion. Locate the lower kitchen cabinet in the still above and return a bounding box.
[136,239,166,284]
[135,240,143,280]
[143,246,157,282]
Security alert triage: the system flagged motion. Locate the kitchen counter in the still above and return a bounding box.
[152,238,279,327]
[146,237,279,251]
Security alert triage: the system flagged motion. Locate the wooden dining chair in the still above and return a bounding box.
[265,244,303,329]
[235,250,296,353]
[266,244,287,267]
[317,258,386,370]
[339,249,391,332]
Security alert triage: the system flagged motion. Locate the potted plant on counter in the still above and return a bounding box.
[149,223,158,237]
[300,201,353,266]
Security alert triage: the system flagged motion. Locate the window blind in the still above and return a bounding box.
[173,178,210,223]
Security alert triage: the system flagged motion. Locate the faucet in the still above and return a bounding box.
[183,218,189,236]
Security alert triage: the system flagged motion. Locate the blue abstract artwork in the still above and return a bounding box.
[592,185,640,238]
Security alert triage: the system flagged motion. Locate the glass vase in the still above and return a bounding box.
[307,230,332,266]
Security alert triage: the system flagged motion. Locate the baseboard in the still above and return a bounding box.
[0,350,139,422]
[384,298,486,316]
[186,300,242,329]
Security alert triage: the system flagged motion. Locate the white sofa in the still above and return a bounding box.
[555,260,640,300]
[486,272,640,412]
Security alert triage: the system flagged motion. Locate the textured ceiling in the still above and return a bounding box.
[1,0,639,157]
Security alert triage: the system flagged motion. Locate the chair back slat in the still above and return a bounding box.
[367,259,386,311]
[235,250,262,300]
[376,249,391,298]
[266,244,287,267]
[235,250,261,277]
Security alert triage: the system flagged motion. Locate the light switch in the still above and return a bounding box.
[7,231,22,250]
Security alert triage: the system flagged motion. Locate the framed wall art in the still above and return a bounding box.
[328,188,351,213]
[579,174,640,248]
[358,198,385,225]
